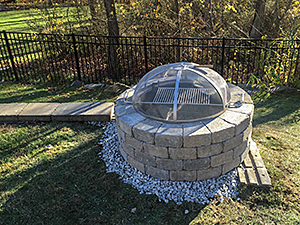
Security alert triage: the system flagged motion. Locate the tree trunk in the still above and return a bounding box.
[249,0,265,38]
[204,0,213,35]
[103,0,120,81]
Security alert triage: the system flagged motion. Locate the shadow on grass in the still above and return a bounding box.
[252,89,300,127]
[0,123,204,225]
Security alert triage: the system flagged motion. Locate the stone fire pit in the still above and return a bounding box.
[114,63,254,181]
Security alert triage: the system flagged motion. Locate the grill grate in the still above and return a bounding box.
[152,87,211,105]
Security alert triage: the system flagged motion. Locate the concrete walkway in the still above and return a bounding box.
[0,102,114,122]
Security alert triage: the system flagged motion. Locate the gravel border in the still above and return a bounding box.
[93,121,240,205]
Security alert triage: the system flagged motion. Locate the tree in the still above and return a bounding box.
[103,0,120,80]
[249,0,265,38]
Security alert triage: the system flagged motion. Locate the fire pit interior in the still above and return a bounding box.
[115,62,254,181]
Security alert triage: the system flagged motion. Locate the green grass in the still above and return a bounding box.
[0,80,123,103]
[0,9,39,32]
[0,83,300,224]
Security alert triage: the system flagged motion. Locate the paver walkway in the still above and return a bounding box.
[0,102,114,122]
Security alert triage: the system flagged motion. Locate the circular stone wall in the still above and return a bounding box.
[114,83,254,181]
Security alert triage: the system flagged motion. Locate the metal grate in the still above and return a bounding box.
[153,87,211,105]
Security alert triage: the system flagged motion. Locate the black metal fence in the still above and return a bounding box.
[1,30,300,85]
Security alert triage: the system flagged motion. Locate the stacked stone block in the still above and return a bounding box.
[114,84,254,181]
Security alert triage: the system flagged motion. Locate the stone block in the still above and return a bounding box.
[156,158,182,171]
[183,158,210,171]
[51,102,91,121]
[237,167,247,185]
[183,122,211,147]
[20,103,60,121]
[220,111,250,136]
[135,150,156,167]
[125,134,143,151]
[211,150,233,167]
[222,157,241,174]
[257,167,272,187]
[114,104,136,118]
[127,156,145,173]
[242,124,252,141]
[233,140,248,159]
[133,119,162,144]
[169,147,197,160]
[228,103,254,121]
[116,125,126,141]
[82,102,113,121]
[119,144,128,161]
[170,170,196,181]
[120,140,135,158]
[145,165,169,180]
[197,143,223,158]
[197,166,222,181]
[250,145,265,168]
[246,168,259,185]
[203,118,235,143]
[155,123,183,147]
[223,133,243,152]
[118,112,146,136]
[0,103,28,122]
[143,143,168,158]
[240,142,250,163]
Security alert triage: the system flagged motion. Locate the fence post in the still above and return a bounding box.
[3,30,18,81]
[71,33,81,81]
[221,36,225,78]
[143,35,148,73]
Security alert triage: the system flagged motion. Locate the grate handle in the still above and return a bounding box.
[122,89,134,104]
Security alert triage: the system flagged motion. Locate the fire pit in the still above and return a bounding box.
[115,62,253,181]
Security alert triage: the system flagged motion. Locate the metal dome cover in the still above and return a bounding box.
[132,62,231,123]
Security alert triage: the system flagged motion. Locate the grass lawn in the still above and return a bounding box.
[0,81,300,224]
[0,80,123,103]
[0,9,40,32]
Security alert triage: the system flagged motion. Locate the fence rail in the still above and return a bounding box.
[1,30,300,86]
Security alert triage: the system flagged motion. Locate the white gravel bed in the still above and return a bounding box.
[90,121,240,205]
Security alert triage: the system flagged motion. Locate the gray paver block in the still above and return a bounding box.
[223,133,243,152]
[135,150,156,167]
[19,103,60,121]
[128,156,145,173]
[203,117,235,143]
[156,158,182,171]
[155,123,183,147]
[120,140,135,158]
[82,102,113,121]
[228,103,254,120]
[211,150,233,167]
[222,157,241,174]
[250,145,265,168]
[143,143,168,158]
[197,143,223,158]
[51,102,92,121]
[183,158,210,171]
[118,112,146,135]
[0,103,28,121]
[169,147,197,160]
[170,170,196,181]
[114,104,136,118]
[145,165,169,180]
[220,111,250,136]
[233,140,248,158]
[133,119,162,144]
[183,122,211,147]
[125,134,143,151]
[197,166,221,181]
[119,144,128,161]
